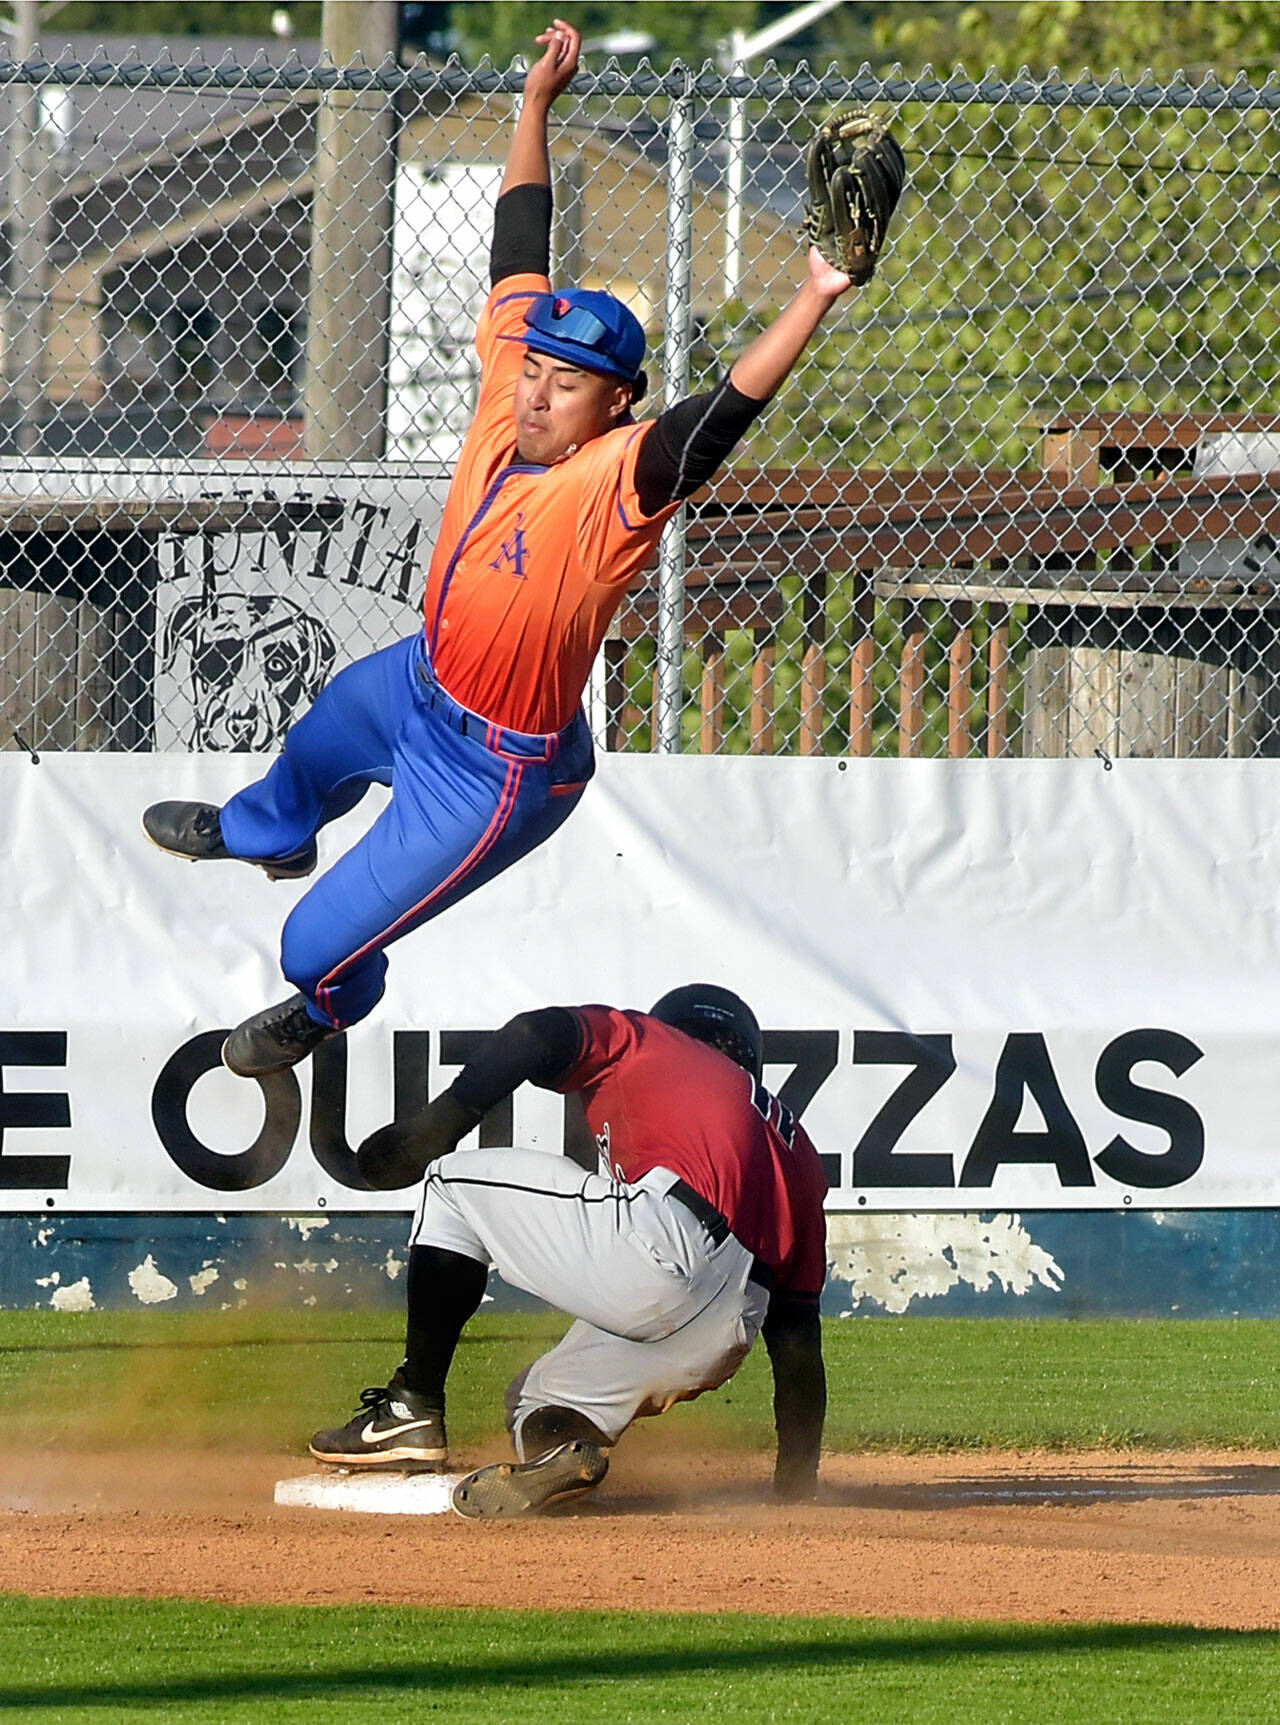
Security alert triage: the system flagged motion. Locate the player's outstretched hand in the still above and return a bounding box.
[806,244,853,303]
[356,1092,484,1190]
[524,17,581,105]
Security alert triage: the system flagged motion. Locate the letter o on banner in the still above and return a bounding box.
[152,1031,301,1192]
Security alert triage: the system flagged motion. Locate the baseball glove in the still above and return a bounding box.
[803,110,906,286]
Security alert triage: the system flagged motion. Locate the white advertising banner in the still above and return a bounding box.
[2,753,1278,1214]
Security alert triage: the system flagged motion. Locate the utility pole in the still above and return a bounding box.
[303,0,398,461]
[3,0,54,456]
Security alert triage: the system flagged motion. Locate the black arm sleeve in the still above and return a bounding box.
[448,1007,584,1115]
[490,183,553,289]
[761,1295,826,1501]
[633,372,766,518]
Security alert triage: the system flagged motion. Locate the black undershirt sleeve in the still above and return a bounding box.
[761,1293,827,1501]
[633,372,767,518]
[489,183,553,288]
[448,1007,585,1115]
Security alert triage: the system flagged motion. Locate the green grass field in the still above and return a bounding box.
[4,1311,1280,1721]
[4,1597,1280,1724]
[1,1309,1278,1454]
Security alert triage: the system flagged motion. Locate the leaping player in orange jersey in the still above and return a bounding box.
[143,18,859,1078]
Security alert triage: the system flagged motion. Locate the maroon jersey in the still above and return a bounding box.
[557,1005,828,1301]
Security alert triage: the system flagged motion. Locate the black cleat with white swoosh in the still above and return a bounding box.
[309,1376,448,1472]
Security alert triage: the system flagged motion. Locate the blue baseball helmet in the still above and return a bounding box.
[517,289,647,393]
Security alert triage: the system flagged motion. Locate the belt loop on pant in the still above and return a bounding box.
[666,1177,773,1291]
[415,657,565,763]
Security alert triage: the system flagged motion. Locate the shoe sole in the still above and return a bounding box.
[141,817,316,881]
[308,1442,448,1473]
[451,1441,608,1520]
[257,845,318,882]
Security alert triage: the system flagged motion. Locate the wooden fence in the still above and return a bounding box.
[603,413,1280,758]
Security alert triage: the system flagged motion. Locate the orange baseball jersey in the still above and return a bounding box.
[420,271,677,735]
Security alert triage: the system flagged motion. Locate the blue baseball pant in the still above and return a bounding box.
[217,633,594,1029]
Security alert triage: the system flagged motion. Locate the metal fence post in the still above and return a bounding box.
[654,75,695,755]
[722,34,747,305]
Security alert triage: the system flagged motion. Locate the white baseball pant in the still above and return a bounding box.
[408,1147,770,1451]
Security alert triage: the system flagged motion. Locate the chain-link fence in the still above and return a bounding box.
[1,45,1278,758]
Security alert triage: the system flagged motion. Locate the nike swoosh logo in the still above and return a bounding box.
[360,1418,438,1445]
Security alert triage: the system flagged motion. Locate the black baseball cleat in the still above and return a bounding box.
[222,993,339,1077]
[451,1440,609,1520]
[309,1379,448,1472]
[142,801,317,882]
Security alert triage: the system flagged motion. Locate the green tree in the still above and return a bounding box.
[721,0,1280,477]
[874,1,1280,82]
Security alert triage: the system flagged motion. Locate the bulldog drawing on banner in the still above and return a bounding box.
[161,588,337,751]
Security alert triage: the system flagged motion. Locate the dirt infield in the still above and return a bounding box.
[5,1444,1280,1629]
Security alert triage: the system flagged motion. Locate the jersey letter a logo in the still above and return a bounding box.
[491,513,529,580]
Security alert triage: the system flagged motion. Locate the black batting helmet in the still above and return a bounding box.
[648,983,763,1079]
